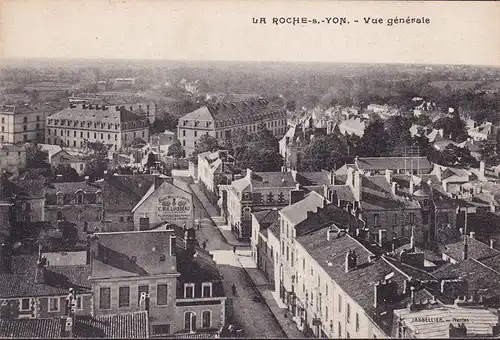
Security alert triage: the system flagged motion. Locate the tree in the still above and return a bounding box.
[358,119,391,156]
[83,141,109,180]
[229,123,283,172]
[429,145,479,168]
[480,140,499,166]
[190,135,220,163]
[298,134,348,171]
[53,164,80,182]
[25,143,48,168]
[167,140,185,159]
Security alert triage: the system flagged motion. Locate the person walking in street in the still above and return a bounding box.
[233,245,237,254]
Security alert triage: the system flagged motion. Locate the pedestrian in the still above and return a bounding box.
[233,245,236,254]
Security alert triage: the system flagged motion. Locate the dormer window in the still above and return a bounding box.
[201,282,212,298]
[76,191,84,204]
[184,283,195,299]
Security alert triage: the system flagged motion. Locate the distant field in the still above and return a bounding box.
[429,80,482,90]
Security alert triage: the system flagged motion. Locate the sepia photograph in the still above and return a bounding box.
[0,0,499,338]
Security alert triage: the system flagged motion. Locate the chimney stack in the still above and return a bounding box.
[35,244,47,284]
[64,317,74,338]
[330,170,335,185]
[469,232,475,239]
[0,243,12,273]
[480,161,485,179]
[409,179,415,195]
[410,226,415,249]
[391,182,398,196]
[353,170,362,202]
[378,229,387,247]
[385,169,393,184]
[344,250,357,273]
[490,239,496,249]
[290,186,305,205]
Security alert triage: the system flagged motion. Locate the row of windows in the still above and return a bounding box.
[47,129,145,140]
[48,119,147,130]
[0,116,42,124]
[54,192,102,205]
[99,284,166,310]
[372,212,417,226]
[18,296,83,313]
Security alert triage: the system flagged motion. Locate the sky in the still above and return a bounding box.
[1,0,499,66]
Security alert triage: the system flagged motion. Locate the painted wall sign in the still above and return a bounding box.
[157,195,192,221]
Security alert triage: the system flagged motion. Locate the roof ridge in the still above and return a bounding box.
[471,258,500,276]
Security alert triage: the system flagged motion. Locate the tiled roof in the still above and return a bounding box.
[0,318,62,338]
[250,172,296,188]
[295,171,330,186]
[294,203,352,236]
[329,184,355,202]
[361,176,420,211]
[355,157,432,172]
[432,258,500,299]
[268,220,280,239]
[101,175,156,211]
[48,107,146,124]
[44,181,101,194]
[253,209,279,231]
[442,236,500,262]
[90,230,179,279]
[204,99,285,122]
[0,255,91,298]
[280,191,325,226]
[180,106,214,121]
[479,254,500,273]
[296,226,427,335]
[74,311,149,338]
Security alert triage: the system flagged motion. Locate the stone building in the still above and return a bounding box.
[178,98,287,156]
[45,105,149,152]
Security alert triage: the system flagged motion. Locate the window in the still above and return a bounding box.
[356,312,360,332]
[57,193,64,206]
[338,294,342,312]
[347,331,350,338]
[202,311,211,328]
[119,216,124,222]
[408,212,415,224]
[119,286,130,308]
[184,312,196,331]
[19,298,31,311]
[194,131,197,138]
[138,285,149,307]
[182,130,186,137]
[48,297,60,312]
[338,322,342,338]
[126,216,133,222]
[347,303,351,323]
[76,296,83,310]
[325,306,329,319]
[157,284,168,305]
[23,117,27,123]
[152,324,170,336]
[170,236,176,256]
[99,287,111,309]
[184,283,195,299]
[374,214,379,226]
[1,118,3,123]
[202,283,212,298]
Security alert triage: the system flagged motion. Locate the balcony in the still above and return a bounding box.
[175,296,225,307]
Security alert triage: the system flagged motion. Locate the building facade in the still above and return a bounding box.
[0,145,27,173]
[178,98,288,156]
[0,104,61,144]
[45,105,149,152]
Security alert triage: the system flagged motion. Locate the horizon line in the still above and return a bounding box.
[1,57,499,68]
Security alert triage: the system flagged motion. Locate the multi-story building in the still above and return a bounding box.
[223,169,298,240]
[0,244,92,320]
[177,98,288,156]
[88,228,226,337]
[251,209,279,284]
[43,181,104,236]
[101,174,194,232]
[45,105,149,151]
[69,95,156,123]
[39,144,86,175]
[0,103,61,144]
[1,177,45,223]
[0,144,27,173]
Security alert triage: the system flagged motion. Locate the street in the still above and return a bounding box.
[187,181,288,339]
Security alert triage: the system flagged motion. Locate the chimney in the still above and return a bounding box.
[469,232,475,239]
[409,178,415,195]
[410,226,415,249]
[391,182,398,196]
[330,170,335,185]
[367,254,377,263]
[490,239,495,249]
[378,229,387,247]
[385,169,393,184]
[373,279,398,308]
[35,244,47,284]
[184,227,196,258]
[246,169,252,180]
[64,316,74,338]
[344,250,357,273]
[353,170,362,202]
[0,243,12,273]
